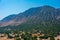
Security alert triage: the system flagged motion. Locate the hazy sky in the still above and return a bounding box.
[0,0,60,20]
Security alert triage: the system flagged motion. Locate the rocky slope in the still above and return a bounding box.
[0,5,60,27]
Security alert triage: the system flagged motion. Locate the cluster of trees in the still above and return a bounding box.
[6,32,55,40]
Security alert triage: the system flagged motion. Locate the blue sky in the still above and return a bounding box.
[0,0,60,20]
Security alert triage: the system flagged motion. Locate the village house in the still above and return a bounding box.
[0,33,15,40]
[54,35,60,40]
[32,33,44,37]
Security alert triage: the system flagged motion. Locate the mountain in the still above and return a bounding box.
[0,5,60,26]
[0,5,60,34]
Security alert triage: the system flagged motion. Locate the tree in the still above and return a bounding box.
[50,36,55,40]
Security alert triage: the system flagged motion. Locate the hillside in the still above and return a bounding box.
[0,5,60,35]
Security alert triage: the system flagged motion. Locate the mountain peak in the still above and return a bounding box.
[42,5,54,8]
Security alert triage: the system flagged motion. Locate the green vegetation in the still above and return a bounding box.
[0,22,60,37]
